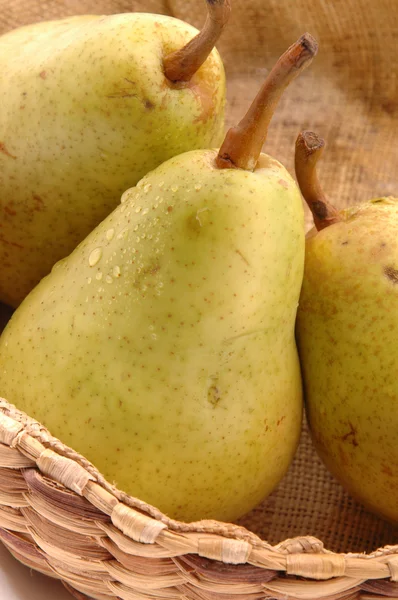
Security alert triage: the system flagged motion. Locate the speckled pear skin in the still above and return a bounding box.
[297,197,398,523]
[0,150,304,522]
[0,13,225,308]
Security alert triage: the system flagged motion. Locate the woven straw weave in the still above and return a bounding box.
[0,0,398,598]
[0,397,397,600]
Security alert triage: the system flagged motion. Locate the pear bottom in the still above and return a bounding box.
[1,330,303,523]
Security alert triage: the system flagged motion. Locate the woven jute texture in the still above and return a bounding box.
[0,0,397,589]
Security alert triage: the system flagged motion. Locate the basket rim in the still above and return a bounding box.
[0,396,397,591]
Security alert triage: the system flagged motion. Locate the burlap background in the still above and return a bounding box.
[0,0,397,553]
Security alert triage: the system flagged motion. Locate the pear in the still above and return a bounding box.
[0,35,317,522]
[295,131,398,523]
[0,0,230,308]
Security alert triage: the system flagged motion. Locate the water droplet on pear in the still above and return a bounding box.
[89,248,102,267]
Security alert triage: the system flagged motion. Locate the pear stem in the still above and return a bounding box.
[163,0,231,83]
[295,131,341,230]
[216,33,318,171]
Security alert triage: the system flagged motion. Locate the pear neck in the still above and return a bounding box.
[295,131,341,230]
[163,0,230,83]
[216,33,318,171]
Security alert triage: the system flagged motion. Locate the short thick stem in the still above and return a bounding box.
[295,131,341,230]
[164,0,231,83]
[216,33,318,171]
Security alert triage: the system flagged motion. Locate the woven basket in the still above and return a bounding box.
[1,0,398,598]
[0,397,397,600]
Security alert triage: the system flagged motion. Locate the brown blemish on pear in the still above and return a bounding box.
[207,381,222,406]
[382,464,394,477]
[144,98,155,110]
[31,194,45,212]
[4,205,17,216]
[0,142,17,159]
[0,236,24,249]
[235,249,250,266]
[384,266,398,284]
[340,421,359,447]
[133,262,161,290]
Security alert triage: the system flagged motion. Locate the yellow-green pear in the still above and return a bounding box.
[0,0,230,308]
[0,35,318,522]
[295,131,398,523]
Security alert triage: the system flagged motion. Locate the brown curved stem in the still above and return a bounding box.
[216,33,318,171]
[295,131,341,230]
[163,0,231,83]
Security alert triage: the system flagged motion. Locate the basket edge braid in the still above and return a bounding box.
[0,397,397,600]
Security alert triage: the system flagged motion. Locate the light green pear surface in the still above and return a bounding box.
[297,198,398,522]
[0,150,304,522]
[0,13,225,307]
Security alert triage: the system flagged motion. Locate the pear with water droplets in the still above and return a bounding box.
[0,35,317,522]
[295,131,398,523]
[0,1,229,307]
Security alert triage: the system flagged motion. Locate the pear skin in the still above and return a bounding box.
[0,34,317,522]
[295,133,398,523]
[0,11,226,307]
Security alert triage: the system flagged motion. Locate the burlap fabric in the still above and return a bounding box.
[0,0,397,555]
